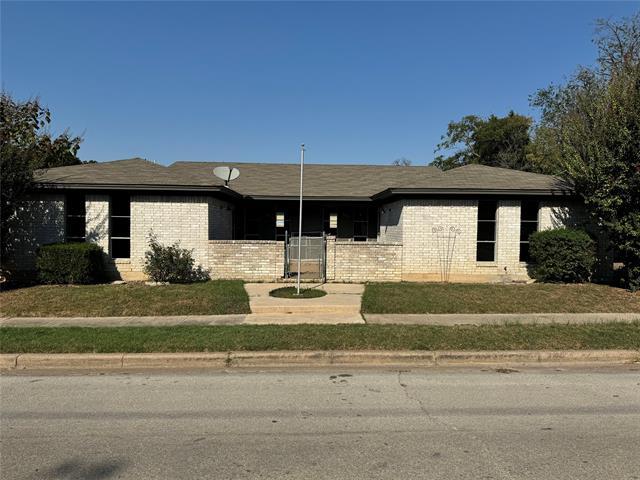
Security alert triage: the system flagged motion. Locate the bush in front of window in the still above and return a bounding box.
[37,242,105,284]
[529,228,596,283]
[143,234,210,283]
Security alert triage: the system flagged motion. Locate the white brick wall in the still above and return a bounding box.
[495,200,525,275]
[401,199,479,279]
[208,240,284,280]
[130,195,211,271]
[326,237,402,282]
[85,195,110,252]
[388,198,580,282]
[539,200,586,230]
[3,194,65,272]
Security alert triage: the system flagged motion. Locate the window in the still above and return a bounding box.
[519,201,539,262]
[353,207,368,241]
[65,193,86,242]
[476,200,497,262]
[110,194,130,258]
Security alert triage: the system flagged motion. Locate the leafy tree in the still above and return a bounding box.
[391,157,412,166]
[0,92,82,265]
[530,13,640,290]
[432,111,533,171]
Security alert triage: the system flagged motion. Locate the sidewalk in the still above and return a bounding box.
[365,313,640,325]
[1,312,638,327]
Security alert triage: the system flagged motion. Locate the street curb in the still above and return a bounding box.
[1,350,638,371]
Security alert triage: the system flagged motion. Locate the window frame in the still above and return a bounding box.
[110,194,131,259]
[476,200,498,262]
[519,200,539,263]
[352,206,369,242]
[65,193,86,243]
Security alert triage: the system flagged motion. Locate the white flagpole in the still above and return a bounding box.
[297,144,305,295]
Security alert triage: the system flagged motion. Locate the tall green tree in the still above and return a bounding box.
[432,111,534,171]
[531,13,640,290]
[0,93,82,265]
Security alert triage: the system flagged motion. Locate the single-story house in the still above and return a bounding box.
[5,157,584,282]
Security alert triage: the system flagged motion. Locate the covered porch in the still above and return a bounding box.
[231,200,380,242]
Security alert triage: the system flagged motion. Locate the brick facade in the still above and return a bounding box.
[208,240,284,280]
[7,192,583,284]
[382,198,581,282]
[85,194,110,252]
[4,194,65,272]
[129,195,231,272]
[326,236,402,282]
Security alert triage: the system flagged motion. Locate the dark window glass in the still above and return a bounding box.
[111,195,130,216]
[353,207,368,241]
[66,194,85,216]
[66,194,85,241]
[477,222,496,241]
[521,201,539,221]
[111,217,130,238]
[478,201,497,221]
[520,222,538,242]
[477,242,495,262]
[66,217,85,238]
[111,239,130,259]
[354,221,368,241]
[476,201,497,261]
[519,201,539,263]
[110,195,130,258]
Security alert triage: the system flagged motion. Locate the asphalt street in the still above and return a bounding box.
[1,367,639,479]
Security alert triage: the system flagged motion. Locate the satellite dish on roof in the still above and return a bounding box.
[213,166,240,187]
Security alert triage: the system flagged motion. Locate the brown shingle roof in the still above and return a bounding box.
[167,161,443,198]
[35,158,571,198]
[379,164,570,195]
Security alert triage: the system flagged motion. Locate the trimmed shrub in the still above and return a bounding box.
[37,242,105,284]
[143,234,210,283]
[529,228,596,283]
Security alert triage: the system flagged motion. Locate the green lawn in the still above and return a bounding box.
[1,323,639,353]
[362,282,640,314]
[0,280,250,317]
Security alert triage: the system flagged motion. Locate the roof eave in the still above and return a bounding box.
[246,195,372,202]
[33,182,243,199]
[372,187,576,201]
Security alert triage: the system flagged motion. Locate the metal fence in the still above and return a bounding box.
[285,232,326,281]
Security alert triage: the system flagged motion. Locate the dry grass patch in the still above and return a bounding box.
[0,280,250,317]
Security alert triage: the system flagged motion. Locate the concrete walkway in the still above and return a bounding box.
[364,312,640,325]
[245,283,364,315]
[1,312,638,327]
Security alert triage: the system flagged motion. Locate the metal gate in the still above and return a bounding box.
[285,232,326,281]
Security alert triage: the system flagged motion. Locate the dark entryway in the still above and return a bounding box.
[233,200,378,242]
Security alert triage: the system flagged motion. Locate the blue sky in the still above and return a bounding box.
[2,1,637,166]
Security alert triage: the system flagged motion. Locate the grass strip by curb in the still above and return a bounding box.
[1,323,639,354]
